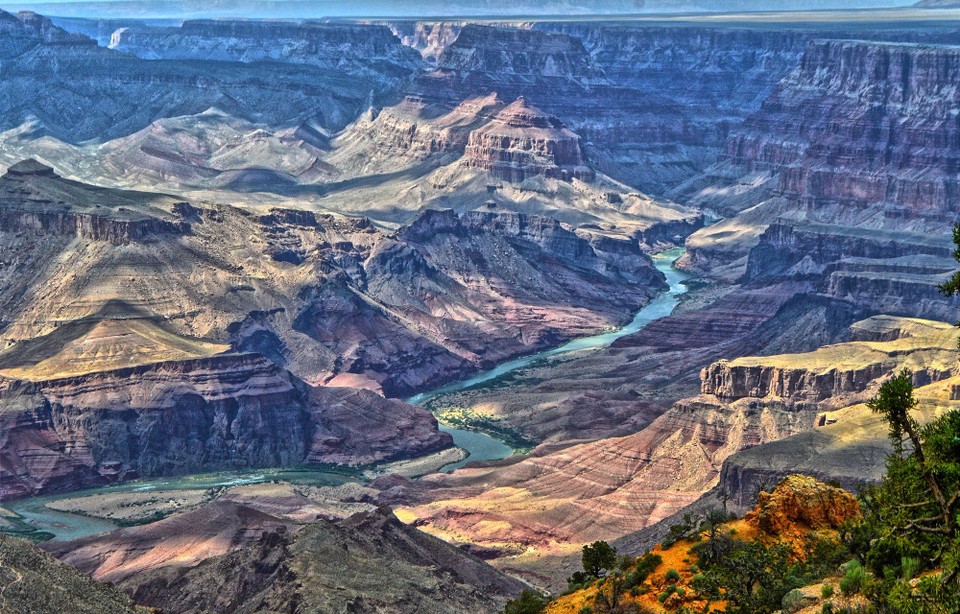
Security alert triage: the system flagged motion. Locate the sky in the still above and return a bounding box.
[0,0,920,19]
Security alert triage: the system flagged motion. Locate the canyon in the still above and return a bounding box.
[1,7,960,613]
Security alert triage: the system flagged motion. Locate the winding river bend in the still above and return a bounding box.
[408,247,692,471]
[3,249,691,540]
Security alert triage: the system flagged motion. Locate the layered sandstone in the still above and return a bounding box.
[743,222,959,320]
[0,160,189,244]
[461,98,594,183]
[681,38,960,281]
[728,40,960,219]
[0,349,450,500]
[702,316,958,403]
[717,371,960,509]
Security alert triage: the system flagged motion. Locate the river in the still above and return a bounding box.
[408,247,692,471]
[3,249,691,540]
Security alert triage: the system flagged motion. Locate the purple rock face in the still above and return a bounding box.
[728,40,960,219]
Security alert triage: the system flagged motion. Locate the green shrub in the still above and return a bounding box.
[626,552,662,588]
[839,561,867,596]
[821,584,834,599]
[664,568,681,582]
[900,556,921,580]
[503,590,549,614]
[657,585,677,603]
[581,541,618,578]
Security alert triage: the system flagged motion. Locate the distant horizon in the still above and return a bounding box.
[0,0,922,20]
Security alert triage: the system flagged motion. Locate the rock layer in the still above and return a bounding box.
[0,352,450,500]
[462,97,594,183]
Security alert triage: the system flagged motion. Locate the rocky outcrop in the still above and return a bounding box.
[0,160,188,244]
[716,371,960,509]
[388,21,463,62]
[746,474,861,535]
[0,10,94,50]
[0,353,451,500]
[701,361,888,403]
[701,316,958,402]
[461,97,594,182]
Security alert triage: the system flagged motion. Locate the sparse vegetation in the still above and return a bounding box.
[429,405,538,452]
[845,370,960,611]
[504,590,550,614]
[582,541,618,579]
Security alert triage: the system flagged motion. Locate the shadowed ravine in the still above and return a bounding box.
[409,247,693,471]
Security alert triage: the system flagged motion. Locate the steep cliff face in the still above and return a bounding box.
[0,352,450,500]
[727,41,960,219]
[0,160,189,244]
[743,223,958,320]
[439,24,597,79]
[682,39,960,281]
[461,97,594,182]
[0,10,94,52]
[110,20,423,79]
[701,316,958,403]
[392,316,958,587]
[716,372,960,509]
[539,24,811,191]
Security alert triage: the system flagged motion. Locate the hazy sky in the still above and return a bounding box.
[1,0,918,19]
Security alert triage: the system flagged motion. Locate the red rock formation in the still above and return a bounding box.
[746,474,861,535]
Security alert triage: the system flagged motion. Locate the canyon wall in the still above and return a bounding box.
[0,353,450,500]
[0,10,413,142]
[727,40,960,220]
[110,20,423,78]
